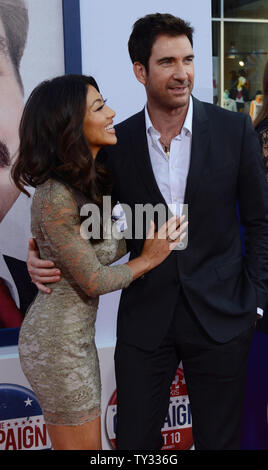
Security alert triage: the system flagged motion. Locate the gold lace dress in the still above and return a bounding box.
[18,179,132,426]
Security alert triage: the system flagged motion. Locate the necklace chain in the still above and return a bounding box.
[159,139,170,156]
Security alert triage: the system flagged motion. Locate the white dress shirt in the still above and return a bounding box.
[145,96,193,218]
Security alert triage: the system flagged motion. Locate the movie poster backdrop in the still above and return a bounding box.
[0,0,65,340]
[0,0,266,451]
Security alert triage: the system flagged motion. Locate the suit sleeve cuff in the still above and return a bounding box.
[257,307,264,317]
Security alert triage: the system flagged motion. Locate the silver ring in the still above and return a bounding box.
[167,234,177,242]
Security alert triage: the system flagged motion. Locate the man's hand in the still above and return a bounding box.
[27,238,61,294]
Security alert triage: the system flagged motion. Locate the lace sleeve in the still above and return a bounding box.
[259,128,268,181]
[40,181,133,297]
[113,238,128,262]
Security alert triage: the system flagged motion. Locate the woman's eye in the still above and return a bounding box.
[96,99,107,111]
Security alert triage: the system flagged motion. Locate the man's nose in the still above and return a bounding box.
[172,62,188,81]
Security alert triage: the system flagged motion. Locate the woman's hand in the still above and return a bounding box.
[127,215,188,280]
[141,215,188,270]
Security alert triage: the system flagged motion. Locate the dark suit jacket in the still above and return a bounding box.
[98,97,268,350]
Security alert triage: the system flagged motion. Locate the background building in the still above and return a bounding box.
[212,0,268,119]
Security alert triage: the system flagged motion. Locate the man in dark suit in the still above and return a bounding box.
[28,14,268,450]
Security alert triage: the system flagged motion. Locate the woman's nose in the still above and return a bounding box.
[106,105,116,118]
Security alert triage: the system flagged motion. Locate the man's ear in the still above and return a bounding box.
[133,62,147,85]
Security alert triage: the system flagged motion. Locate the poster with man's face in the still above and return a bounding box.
[0,0,26,223]
[0,0,65,333]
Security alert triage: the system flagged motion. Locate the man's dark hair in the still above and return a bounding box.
[128,13,194,71]
[0,0,29,91]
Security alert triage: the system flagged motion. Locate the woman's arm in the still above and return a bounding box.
[36,181,185,297]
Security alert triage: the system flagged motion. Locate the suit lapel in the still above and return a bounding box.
[184,97,210,207]
[128,99,211,210]
[130,109,168,207]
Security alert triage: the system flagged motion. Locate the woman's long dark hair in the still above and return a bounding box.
[12,74,113,241]
[253,61,268,128]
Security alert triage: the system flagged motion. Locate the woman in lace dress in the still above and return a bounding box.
[12,75,185,450]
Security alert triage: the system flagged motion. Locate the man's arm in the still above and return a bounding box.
[27,238,61,293]
[238,114,268,311]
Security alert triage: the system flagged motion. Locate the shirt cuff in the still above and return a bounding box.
[257,307,263,317]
